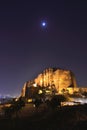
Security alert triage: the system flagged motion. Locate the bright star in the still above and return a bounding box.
[42,22,46,26]
[41,21,47,28]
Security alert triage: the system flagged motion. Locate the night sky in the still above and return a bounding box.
[0,0,87,96]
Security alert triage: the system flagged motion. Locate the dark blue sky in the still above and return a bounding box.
[0,0,87,96]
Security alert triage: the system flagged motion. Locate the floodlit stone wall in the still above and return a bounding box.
[21,68,87,97]
[34,68,77,93]
[21,68,78,97]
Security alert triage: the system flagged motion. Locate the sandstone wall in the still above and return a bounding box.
[35,68,77,92]
[21,68,77,97]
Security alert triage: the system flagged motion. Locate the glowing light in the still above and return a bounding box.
[41,21,47,28]
[42,22,46,26]
[38,90,43,94]
[33,83,37,87]
[73,98,87,104]
[28,99,33,103]
[15,98,19,101]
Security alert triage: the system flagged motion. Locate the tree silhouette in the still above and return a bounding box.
[46,95,67,109]
[3,97,25,118]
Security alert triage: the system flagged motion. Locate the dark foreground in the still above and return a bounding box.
[0,104,87,130]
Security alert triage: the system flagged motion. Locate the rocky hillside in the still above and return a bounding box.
[21,68,77,97]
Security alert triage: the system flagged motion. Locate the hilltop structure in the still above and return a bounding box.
[21,68,78,97]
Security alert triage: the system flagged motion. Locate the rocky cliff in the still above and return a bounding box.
[21,68,77,97]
